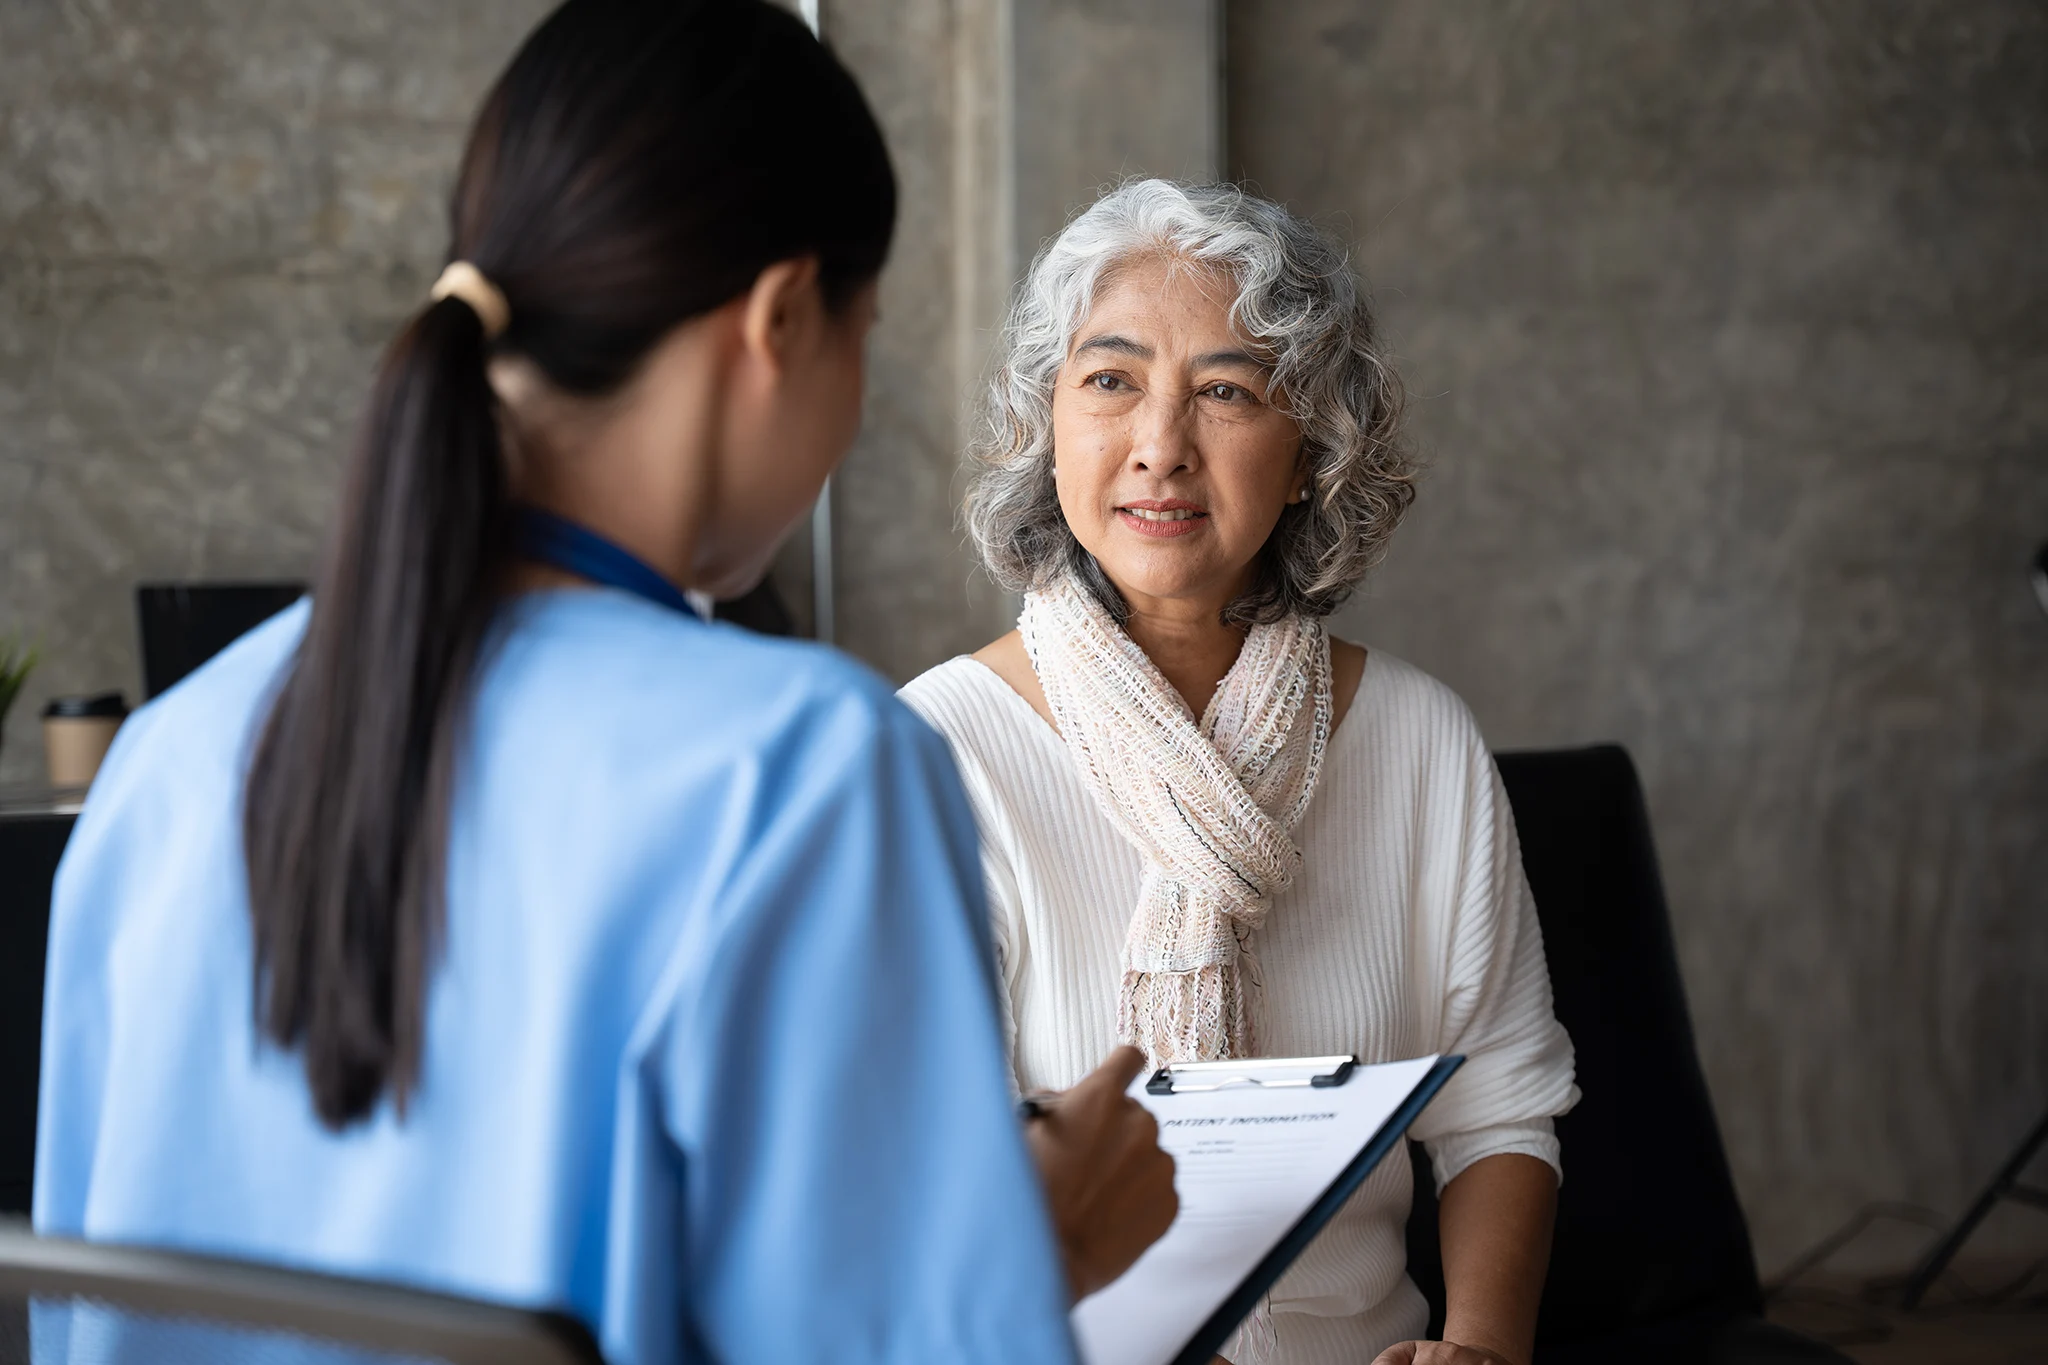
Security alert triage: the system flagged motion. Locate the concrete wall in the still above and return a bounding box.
[814,0,1001,677]
[1011,0,1221,261]
[0,0,553,781]
[1230,0,2048,1271]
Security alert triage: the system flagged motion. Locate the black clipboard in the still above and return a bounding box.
[1154,1053,1465,1365]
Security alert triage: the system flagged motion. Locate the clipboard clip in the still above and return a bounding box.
[1145,1054,1359,1096]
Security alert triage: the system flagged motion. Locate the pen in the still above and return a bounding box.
[1016,1090,1059,1121]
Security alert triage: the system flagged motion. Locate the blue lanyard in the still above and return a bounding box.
[515,506,703,621]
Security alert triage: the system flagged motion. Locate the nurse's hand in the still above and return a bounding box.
[1023,1045,1179,1302]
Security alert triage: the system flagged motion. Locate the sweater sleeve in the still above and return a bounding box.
[1407,722,1579,1194]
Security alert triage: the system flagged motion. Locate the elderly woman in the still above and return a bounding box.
[901,180,1578,1365]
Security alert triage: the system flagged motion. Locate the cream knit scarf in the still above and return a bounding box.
[1020,574,1333,1064]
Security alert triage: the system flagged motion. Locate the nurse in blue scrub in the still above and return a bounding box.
[31,2,1176,1361]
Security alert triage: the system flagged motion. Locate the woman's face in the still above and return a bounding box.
[1051,255,1304,616]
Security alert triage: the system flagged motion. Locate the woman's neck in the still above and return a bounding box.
[1119,591,1247,720]
[492,321,725,592]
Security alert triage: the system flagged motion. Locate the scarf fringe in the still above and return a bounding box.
[1118,964,1255,1064]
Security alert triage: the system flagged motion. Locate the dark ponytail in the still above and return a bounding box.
[243,0,896,1129]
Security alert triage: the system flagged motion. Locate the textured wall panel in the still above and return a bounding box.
[822,0,1005,680]
[1230,0,2048,1271]
[0,0,552,778]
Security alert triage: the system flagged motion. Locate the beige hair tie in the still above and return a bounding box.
[430,261,510,340]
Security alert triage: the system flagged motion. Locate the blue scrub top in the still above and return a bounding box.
[33,592,1078,1365]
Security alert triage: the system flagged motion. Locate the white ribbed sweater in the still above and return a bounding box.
[901,649,1578,1363]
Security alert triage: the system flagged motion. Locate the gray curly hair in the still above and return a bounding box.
[964,179,1414,624]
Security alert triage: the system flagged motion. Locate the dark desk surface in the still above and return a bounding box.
[0,787,86,819]
[1,801,76,1216]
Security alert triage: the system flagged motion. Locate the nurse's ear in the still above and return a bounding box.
[737,255,827,381]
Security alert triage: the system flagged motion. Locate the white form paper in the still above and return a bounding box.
[1070,1054,1444,1365]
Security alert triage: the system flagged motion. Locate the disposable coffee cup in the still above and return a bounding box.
[43,692,128,789]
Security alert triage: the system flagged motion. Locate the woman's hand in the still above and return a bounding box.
[1371,1343,1517,1365]
[1023,1045,1179,1301]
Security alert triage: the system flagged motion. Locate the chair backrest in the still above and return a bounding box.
[1405,744,1762,1344]
[0,1222,604,1365]
[0,815,72,1217]
[135,583,304,699]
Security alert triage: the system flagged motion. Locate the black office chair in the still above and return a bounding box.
[0,815,70,1219]
[0,1221,604,1364]
[1405,745,1849,1364]
[135,582,304,699]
